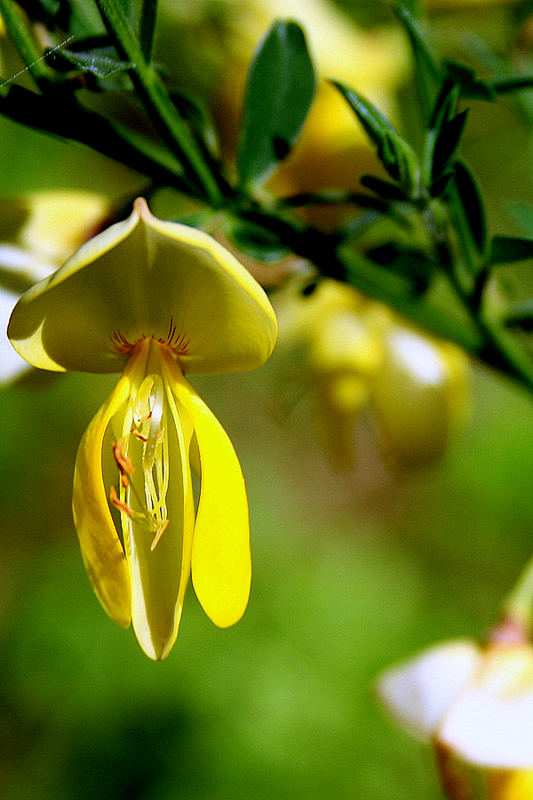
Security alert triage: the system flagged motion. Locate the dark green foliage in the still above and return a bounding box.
[236,20,315,188]
[224,218,291,263]
[50,39,132,78]
[443,61,496,102]
[490,236,533,266]
[332,81,417,194]
[447,160,487,257]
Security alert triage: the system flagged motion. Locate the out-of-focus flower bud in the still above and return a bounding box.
[307,305,384,469]
[369,323,470,469]
[272,276,469,471]
[377,636,533,800]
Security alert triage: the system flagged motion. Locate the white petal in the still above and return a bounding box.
[376,640,482,740]
[439,646,533,768]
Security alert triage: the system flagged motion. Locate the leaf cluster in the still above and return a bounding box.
[3,0,533,391]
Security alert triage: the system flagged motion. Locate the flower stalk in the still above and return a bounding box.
[94,0,224,205]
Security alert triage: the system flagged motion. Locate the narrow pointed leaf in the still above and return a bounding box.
[429,170,454,198]
[58,45,132,78]
[332,81,417,192]
[139,0,158,62]
[448,159,487,256]
[429,79,459,131]
[359,175,409,202]
[392,3,441,111]
[443,60,496,102]
[237,20,315,187]
[432,108,469,181]
[490,235,533,266]
[492,75,533,94]
[170,89,220,159]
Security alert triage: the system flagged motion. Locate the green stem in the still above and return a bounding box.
[94,0,223,205]
[0,84,194,193]
[0,0,55,90]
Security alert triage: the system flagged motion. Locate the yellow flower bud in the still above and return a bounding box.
[369,322,470,468]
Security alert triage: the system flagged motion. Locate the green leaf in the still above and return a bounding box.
[365,242,435,294]
[332,81,418,193]
[503,300,533,331]
[236,20,315,188]
[443,60,496,101]
[448,159,487,256]
[224,217,291,263]
[431,108,469,181]
[359,175,408,201]
[429,79,459,132]
[55,43,132,78]
[138,0,158,62]
[429,170,454,197]
[15,0,61,24]
[392,3,441,111]
[492,75,533,94]
[490,236,533,266]
[170,90,220,159]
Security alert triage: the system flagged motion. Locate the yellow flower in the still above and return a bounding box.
[273,276,469,470]
[377,638,533,800]
[8,197,277,659]
[0,190,108,383]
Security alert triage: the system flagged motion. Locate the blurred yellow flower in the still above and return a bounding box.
[0,189,108,383]
[8,197,277,659]
[273,276,469,470]
[377,637,533,800]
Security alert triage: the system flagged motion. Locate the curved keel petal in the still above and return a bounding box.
[124,378,195,660]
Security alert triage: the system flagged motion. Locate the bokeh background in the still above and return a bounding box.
[3,1,533,798]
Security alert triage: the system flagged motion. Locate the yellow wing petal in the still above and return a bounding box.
[72,374,132,627]
[163,351,251,628]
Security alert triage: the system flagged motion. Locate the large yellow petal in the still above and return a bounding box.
[162,350,251,628]
[8,198,277,375]
[72,373,132,628]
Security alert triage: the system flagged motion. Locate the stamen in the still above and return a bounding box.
[110,320,189,357]
[109,330,137,355]
[110,485,135,516]
[143,376,164,472]
[116,372,171,549]
[150,519,169,551]
[113,438,134,476]
[157,316,190,355]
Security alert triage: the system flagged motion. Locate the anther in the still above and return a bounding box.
[109,485,135,517]
[113,439,134,475]
[150,519,169,551]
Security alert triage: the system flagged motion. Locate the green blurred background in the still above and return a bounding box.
[3,1,533,798]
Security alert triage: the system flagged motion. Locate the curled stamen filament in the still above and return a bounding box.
[115,373,170,548]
